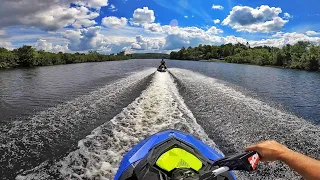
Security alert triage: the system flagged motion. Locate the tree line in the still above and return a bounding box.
[128,53,169,59]
[0,45,131,69]
[0,45,171,69]
[170,41,320,71]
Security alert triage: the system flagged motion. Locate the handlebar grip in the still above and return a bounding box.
[246,151,260,170]
[213,151,260,171]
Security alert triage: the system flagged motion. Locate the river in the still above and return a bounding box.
[0,59,319,180]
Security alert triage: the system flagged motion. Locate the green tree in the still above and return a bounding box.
[15,45,37,67]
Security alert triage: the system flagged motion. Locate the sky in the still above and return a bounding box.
[0,0,320,54]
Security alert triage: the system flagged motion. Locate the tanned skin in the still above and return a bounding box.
[246,140,320,180]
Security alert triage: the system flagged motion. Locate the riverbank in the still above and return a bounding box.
[199,59,226,62]
[175,58,320,72]
[0,45,131,70]
[0,46,171,70]
[170,41,320,72]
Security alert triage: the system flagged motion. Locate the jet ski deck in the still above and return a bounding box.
[114,130,260,180]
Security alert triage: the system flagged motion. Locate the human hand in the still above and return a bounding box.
[245,140,292,161]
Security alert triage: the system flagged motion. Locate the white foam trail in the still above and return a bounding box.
[17,71,219,180]
[169,68,320,180]
[1,69,155,180]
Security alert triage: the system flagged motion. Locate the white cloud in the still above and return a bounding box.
[184,16,188,18]
[249,32,320,47]
[63,26,103,51]
[283,12,291,19]
[306,31,320,36]
[222,5,288,33]
[2,2,320,55]
[207,26,223,34]
[130,7,155,26]
[109,4,117,12]
[12,23,320,54]
[35,39,53,51]
[0,0,106,31]
[102,16,127,28]
[0,41,13,49]
[130,35,164,51]
[213,19,221,24]
[63,26,136,53]
[76,0,109,9]
[212,4,224,10]
[35,39,69,52]
[162,26,224,50]
[143,23,163,33]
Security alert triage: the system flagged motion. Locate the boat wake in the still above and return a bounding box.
[16,71,218,180]
[1,69,154,180]
[170,68,320,180]
[14,68,320,180]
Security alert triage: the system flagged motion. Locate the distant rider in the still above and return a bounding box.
[159,59,167,69]
[246,140,320,180]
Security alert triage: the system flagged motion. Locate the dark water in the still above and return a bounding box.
[0,59,319,180]
[168,60,320,124]
[0,60,157,123]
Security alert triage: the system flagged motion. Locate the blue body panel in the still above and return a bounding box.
[114,130,236,180]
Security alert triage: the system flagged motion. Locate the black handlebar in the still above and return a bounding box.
[213,151,260,171]
[200,151,260,180]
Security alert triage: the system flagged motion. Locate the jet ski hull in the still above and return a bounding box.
[114,130,236,180]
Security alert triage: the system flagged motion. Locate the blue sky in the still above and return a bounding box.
[0,0,320,54]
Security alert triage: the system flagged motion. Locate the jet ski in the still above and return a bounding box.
[157,65,167,72]
[114,130,260,180]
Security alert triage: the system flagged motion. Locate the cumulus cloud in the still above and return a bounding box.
[102,16,127,28]
[207,26,223,34]
[75,0,109,9]
[59,23,320,53]
[35,39,69,52]
[249,32,320,47]
[63,26,135,53]
[212,4,224,10]
[143,23,163,33]
[63,26,103,51]
[222,5,288,33]
[130,35,164,51]
[3,1,320,54]
[213,19,221,24]
[130,7,155,26]
[306,31,320,36]
[162,26,224,50]
[184,16,188,18]
[0,0,107,31]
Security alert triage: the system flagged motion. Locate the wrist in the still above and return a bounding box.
[278,148,295,161]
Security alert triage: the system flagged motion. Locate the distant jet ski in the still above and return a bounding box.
[114,129,260,180]
[158,59,167,72]
[157,65,167,72]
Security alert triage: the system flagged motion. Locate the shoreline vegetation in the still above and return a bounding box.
[0,45,169,69]
[170,41,320,72]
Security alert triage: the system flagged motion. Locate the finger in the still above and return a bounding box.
[245,145,258,152]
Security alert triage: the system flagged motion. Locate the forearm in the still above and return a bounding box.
[280,150,320,180]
